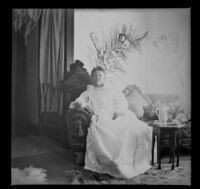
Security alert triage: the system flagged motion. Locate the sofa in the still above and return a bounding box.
[65,84,191,165]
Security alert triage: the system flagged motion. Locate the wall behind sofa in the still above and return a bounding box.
[74,8,191,115]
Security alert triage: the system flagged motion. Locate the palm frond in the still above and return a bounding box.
[87,47,96,70]
[119,50,128,62]
[88,25,147,75]
[135,31,149,42]
[129,28,137,40]
[127,25,133,36]
[121,24,127,34]
[112,57,127,73]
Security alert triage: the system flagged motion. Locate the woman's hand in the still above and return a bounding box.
[69,101,82,109]
[91,114,98,123]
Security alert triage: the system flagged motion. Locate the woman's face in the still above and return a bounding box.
[91,70,105,87]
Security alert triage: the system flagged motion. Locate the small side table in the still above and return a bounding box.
[151,122,188,170]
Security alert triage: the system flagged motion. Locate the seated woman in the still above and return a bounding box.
[69,66,153,179]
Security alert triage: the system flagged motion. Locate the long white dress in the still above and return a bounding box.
[70,84,154,179]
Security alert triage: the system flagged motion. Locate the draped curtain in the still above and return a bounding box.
[12,9,66,115]
[39,9,65,115]
[12,9,42,45]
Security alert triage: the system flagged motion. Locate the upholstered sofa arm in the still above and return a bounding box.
[65,107,92,151]
[179,122,191,149]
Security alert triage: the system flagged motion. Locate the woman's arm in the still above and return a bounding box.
[69,90,89,109]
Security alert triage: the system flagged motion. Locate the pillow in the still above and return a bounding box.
[123,85,150,118]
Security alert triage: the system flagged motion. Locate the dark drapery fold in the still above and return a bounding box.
[39,9,65,115]
[13,9,67,115]
[12,9,41,45]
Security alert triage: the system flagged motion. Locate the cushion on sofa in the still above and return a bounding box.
[123,85,150,118]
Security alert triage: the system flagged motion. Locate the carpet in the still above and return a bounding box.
[11,166,48,185]
[65,157,191,185]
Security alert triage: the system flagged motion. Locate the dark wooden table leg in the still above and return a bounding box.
[151,131,155,166]
[157,130,162,169]
[171,131,175,170]
[176,132,180,167]
[169,133,172,163]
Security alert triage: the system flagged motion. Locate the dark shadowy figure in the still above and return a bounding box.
[59,60,91,112]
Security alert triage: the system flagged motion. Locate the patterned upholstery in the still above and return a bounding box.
[65,108,92,153]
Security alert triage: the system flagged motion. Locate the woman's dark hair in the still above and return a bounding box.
[91,66,106,76]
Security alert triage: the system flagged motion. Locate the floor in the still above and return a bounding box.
[11,134,191,185]
[11,135,80,184]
